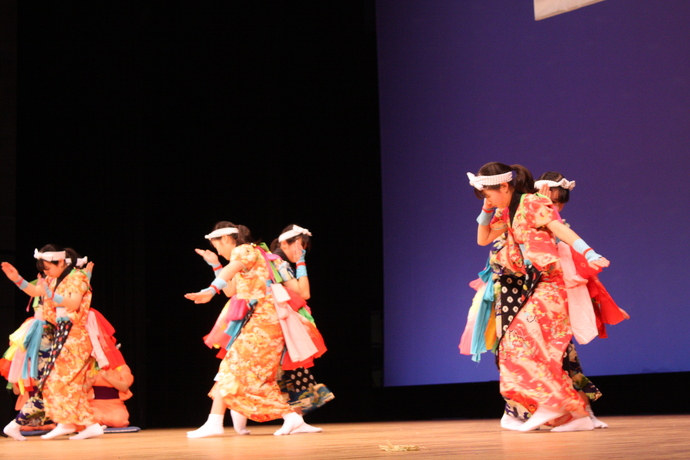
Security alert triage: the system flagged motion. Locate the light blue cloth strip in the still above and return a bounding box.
[470,258,494,362]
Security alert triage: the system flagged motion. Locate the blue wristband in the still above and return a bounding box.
[13,277,29,290]
[573,238,602,261]
[203,277,228,296]
[43,284,64,304]
[476,208,495,226]
[296,250,308,278]
[584,249,602,262]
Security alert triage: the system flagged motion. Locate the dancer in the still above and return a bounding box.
[1,297,56,440]
[501,172,607,430]
[2,246,103,440]
[270,225,334,418]
[77,259,134,429]
[533,171,628,427]
[467,162,609,432]
[87,363,134,428]
[185,222,311,438]
[1,256,94,440]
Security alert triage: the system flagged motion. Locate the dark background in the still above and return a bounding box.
[1,1,687,430]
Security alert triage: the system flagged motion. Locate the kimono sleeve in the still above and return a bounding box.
[230,244,257,270]
[522,195,560,271]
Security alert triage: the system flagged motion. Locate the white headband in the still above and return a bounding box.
[467,171,513,190]
[279,225,312,242]
[204,227,239,239]
[34,249,87,267]
[534,178,576,190]
[34,249,66,262]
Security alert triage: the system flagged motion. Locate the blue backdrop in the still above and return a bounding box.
[377,0,690,386]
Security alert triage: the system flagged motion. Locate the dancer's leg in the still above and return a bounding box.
[586,403,608,429]
[500,412,526,431]
[41,423,76,439]
[3,420,27,441]
[230,410,250,435]
[187,392,227,439]
[517,406,564,432]
[551,414,595,432]
[274,412,304,436]
[69,423,104,440]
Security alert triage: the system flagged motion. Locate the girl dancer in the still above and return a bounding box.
[2,246,102,440]
[533,171,627,428]
[185,222,310,437]
[500,172,607,429]
[467,162,609,432]
[87,363,134,428]
[270,225,333,418]
[1,290,56,440]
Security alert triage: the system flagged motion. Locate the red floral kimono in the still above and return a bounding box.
[492,194,587,417]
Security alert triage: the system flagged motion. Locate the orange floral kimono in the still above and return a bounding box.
[212,244,292,422]
[42,270,96,426]
[88,364,134,427]
[492,194,587,417]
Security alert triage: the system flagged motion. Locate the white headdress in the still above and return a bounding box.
[34,249,66,262]
[75,256,89,268]
[534,178,576,190]
[467,171,513,190]
[204,227,239,239]
[279,225,312,242]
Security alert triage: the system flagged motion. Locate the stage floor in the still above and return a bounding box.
[3,415,689,459]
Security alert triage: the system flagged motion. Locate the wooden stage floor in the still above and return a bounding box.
[3,415,689,459]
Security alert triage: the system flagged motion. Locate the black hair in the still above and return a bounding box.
[538,171,571,205]
[35,244,79,288]
[269,224,312,253]
[472,162,535,200]
[209,221,256,245]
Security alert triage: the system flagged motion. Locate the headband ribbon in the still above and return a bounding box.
[279,225,312,242]
[534,178,576,190]
[467,171,513,190]
[34,249,66,262]
[204,227,239,239]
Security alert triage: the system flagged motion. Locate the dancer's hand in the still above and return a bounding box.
[588,257,610,270]
[1,262,19,281]
[538,183,551,196]
[35,276,48,297]
[184,290,214,304]
[195,249,220,267]
[292,243,305,264]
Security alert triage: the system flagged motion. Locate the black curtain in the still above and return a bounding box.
[11,2,382,428]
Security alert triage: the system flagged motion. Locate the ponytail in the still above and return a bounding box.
[509,164,535,195]
[235,225,255,245]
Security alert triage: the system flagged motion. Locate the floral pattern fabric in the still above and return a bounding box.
[492,194,587,417]
[41,270,95,426]
[15,323,55,427]
[277,367,335,414]
[212,244,292,422]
